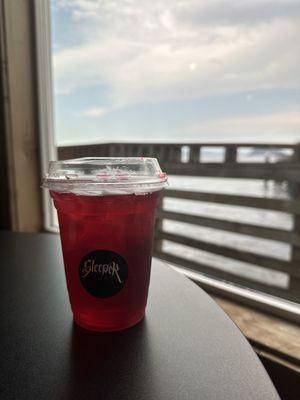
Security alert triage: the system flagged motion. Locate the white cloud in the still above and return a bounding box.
[187,109,300,142]
[76,107,109,118]
[52,0,300,123]
[177,0,300,26]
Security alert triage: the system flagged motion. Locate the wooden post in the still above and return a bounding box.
[225,146,237,163]
[190,145,200,163]
[290,145,300,296]
[157,144,166,164]
[168,145,181,163]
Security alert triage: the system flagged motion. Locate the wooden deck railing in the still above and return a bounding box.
[58,142,300,303]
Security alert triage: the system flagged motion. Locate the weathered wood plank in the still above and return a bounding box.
[159,210,300,245]
[161,162,300,181]
[58,143,299,167]
[164,189,300,215]
[214,296,300,366]
[154,250,299,302]
[58,142,299,152]
[156,230,300,277]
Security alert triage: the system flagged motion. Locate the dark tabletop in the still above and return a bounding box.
[0,232,279,400]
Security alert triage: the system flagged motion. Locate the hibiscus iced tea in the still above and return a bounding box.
[44,158,167,332]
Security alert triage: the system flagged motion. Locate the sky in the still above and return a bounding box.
[51,0,300,145]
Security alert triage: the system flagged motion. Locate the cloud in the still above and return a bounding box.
[187,109,300,142]
[52,0,300,110]
[177,0,300,26]
[76,107,109,118]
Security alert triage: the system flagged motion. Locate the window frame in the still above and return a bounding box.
[34,0,58,232]
[1,0,43,231]
[34,0,300,323]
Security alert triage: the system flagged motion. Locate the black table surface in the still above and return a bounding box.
[0,232,279,400]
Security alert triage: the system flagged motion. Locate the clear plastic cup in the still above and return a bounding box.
[43,157,168,331]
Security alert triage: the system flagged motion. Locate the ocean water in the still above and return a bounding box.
[162,176,293,289]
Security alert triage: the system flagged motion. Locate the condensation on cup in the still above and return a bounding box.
[43,157,168,332]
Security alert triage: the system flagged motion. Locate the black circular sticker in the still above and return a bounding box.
[79,250,128,298]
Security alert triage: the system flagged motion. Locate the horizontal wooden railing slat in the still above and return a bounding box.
[159,210,300,246]
[164,189,300,216]
[154,251,299,303]
[59,142,299,153]
[157,231,300,277]
[58,142,300,182]
[160,163,300,182]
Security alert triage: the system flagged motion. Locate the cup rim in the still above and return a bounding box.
[43,157,168,195]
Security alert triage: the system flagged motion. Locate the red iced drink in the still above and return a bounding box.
[44,158,167,331]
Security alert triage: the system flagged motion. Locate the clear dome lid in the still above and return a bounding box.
[43,157,168,195]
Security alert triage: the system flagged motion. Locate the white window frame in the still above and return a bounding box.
[35,0,58,232]
[33,0,300,323]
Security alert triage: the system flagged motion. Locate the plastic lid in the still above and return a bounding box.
[43,157,168,195]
